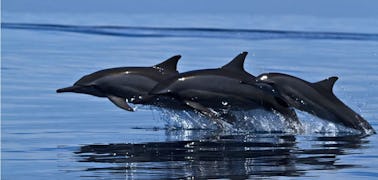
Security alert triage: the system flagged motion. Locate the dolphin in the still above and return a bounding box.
[56,55,182,111]
[150,52,302,130]
[255,73,375,134]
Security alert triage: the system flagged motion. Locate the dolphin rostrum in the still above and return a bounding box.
[150,52,302,131]
[255,73,375,134]
[56,55,182,111]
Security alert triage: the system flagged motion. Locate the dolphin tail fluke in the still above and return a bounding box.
[107,95,134,112]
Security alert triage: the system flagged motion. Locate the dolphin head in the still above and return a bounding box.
[56,72,107,97]
[255,73,276,89]
[254,73,286,96]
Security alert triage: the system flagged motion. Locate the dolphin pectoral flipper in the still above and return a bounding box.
[107,95,134,112]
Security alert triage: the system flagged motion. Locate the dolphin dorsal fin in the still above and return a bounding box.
[154,55,181,73]
[313,76,338,94]
[221,52,248,72]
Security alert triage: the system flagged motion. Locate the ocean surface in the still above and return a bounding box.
[2,13,378,179]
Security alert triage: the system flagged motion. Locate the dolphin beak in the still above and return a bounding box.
[56,85,80,93]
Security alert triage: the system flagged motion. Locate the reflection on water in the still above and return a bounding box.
[75,131,367,179]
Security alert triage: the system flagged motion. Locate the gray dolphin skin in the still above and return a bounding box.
[56,55,182,111]
[150,52,302,130]
[255,73,375,134]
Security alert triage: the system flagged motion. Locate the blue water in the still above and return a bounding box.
[2,13,378,179]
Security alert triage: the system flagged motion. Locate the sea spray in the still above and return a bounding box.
[152,107,361,134]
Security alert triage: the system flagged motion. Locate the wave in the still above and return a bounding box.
[3,22,378,41]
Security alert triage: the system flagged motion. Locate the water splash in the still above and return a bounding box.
[151,107,362,135]
[157,108,219,130]
[297,111,360,135]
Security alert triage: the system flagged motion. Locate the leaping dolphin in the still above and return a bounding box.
[56,55,182,111]
[150,52,302,131]
[255,73,375,134]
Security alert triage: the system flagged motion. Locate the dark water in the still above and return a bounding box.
[2,13,378,179]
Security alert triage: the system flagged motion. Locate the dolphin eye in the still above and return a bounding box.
[89,85,100,91]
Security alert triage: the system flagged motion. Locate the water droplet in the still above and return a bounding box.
[222,101,228,106]
[138,95,143,99]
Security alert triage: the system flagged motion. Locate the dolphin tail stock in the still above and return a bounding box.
[267,97,304,133]
[183,100,233,129]
[275,107,304,133]
[312,77,375,134]
[107,95,134,112]
[354,113,376,134]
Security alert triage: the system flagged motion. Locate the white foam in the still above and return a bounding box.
[151,107,363,135]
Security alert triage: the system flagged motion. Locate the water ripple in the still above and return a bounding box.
[3,22,378,41]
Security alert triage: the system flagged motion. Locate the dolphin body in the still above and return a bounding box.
[255,73,375,134]
[150,52,302,130]
[56,55,182,111]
